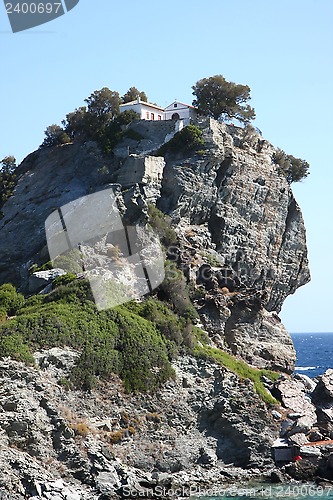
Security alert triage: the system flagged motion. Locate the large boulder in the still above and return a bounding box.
[312,369,333,404]
[28,268,66,293]
[274,377,317,437]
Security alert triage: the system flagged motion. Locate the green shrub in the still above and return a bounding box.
[44,279,94,305]
[34,261,54,272]
[193,343,278,405]
[0,333,34,364]
[193,326,210,345]
[157,125,205,157]
[23,294,45,309]
[0,279,175,394]
[272,148,309,184]
[129,297,188,347]
[52,273,77,289]
[114,306,175,393]
[0,307,7,324]
[160,262,198,321]
[0,284,25,315]
[53,249,83,274]
[147,204,178,249]
[70,343,122,390]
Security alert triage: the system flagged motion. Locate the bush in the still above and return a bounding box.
[114,306,175,393]
[0,284,25,315]
[129,297,189,347]
[70,343,122,391]
[273,148,309,184]
[40,125,71,148]
[193,343,278,405]
[147,204,178,249]
[160,262,198,322]
[52,273,77,289]
[0,308,7,324]
[60,90,140,154]
[157,125,205,156]
[0,333,34,364]
[44,279,94,306]
[0,279,176,393]
[53,249,83,274]
[0,156,18,209]
[34,261,53,272]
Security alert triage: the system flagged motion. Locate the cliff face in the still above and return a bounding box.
[159,119,309,312]
[0,354,278,499]
[0,118,309,373]
[157,118,310,372]
[0,118,311,497]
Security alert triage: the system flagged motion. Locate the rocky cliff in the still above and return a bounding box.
[0,117,309,371]
[0,117,311,498]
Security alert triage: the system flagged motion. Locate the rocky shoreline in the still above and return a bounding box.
[0,116,315,498]
[1,347,333,499]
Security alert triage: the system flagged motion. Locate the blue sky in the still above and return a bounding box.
[1,0,332,332]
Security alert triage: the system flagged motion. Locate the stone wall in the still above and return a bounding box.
[116,155,165,187]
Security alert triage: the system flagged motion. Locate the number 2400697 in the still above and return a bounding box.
[6,2,62,14]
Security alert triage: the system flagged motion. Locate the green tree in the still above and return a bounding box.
[192,75,256,124]
[84,87,121,120]
[41,87,139,154]
[0,156,16,174]
[273,148,310,184]
[157,125,205,157]
[81,88,122,145]
[0,156,18,208]
[122,86,148,103]
[0,283,24,315]
[63,107,89,140]
[40,125,70,148]
[117,109,140,125]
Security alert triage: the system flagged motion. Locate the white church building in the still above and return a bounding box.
[164,100,197,121]
[119,97,197,122]
[119,98,164,121]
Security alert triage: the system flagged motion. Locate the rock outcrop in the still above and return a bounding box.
[271,370,333,485]
[159,119,309,313]
[0,118,309,373]
[0,353,277,499]
[0,117,311,496]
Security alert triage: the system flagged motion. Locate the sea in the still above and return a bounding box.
[189,332,333,500]
[292,332,333,379]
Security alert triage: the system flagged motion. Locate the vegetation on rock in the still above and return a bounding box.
[157,125,205,156]
[273,148,310,184]
[194,343,279,405]
[36,81,309,184]
[0,272,278,404]
[40,124,71,148]
[0,156,18,210]
[40,86,141,153]
[122,86,148,103]
[0,270,202,393]
[192,74,256,124]
[147,204,178,248]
